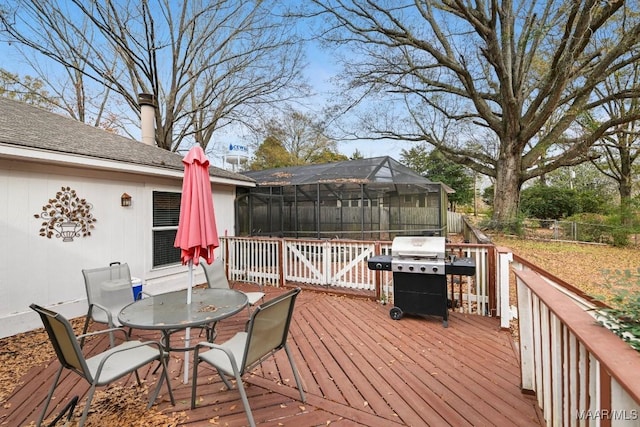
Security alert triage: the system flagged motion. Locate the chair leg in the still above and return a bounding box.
[78,384,98,427]
[218,369,234,390]
[153,331,172,375]
[148,356,175,408]
[233,372,256,427]
[36,365,64,427]
[285,343,306,403]
[107,330,116,348]
[207,322,218,342]
[80,315,91,348]
[190,354,200,409]
[134,369,142,386]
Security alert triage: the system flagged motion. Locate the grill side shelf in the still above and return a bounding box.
[367,255,392,271]
[445,258,476,276]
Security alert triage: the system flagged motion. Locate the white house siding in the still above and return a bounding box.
[0,158,237,338]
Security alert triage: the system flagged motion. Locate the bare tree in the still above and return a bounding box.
[12,41,125,132]
[587,56,640,226]
[0,0,308,151]
[305,1,640,225]
[249,109,346,169]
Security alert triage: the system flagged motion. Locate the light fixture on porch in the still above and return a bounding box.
[121,193,132,207]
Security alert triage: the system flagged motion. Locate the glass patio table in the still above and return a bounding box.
[118,287,248,352]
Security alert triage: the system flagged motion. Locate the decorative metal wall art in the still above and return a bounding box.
[34,186,98,242]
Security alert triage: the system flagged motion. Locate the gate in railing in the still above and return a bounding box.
[283,239,377,289]
[221,236,496,317]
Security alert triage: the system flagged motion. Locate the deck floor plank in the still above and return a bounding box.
[0,286,543,427]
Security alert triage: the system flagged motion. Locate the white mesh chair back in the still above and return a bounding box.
[242,288,297,370]
[200,258,231,290]
[201,258,264,309]
[82,262,133,326]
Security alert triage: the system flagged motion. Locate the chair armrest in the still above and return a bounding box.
[77,327,130,342]
[234,279,264,292]
[88,302,116,325]
[138,290,153,300]
[194,341,242,372]
[88,302,111,316]
[93,340,166,379]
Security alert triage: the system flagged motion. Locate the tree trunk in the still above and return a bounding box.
[492,146,522,228]
[619,176,633,227]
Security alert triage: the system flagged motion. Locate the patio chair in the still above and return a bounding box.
[30,303,175,427]
[201,258,265,308]
[190,287,305,427]
[199,258,265,341]
[81,262,136,347]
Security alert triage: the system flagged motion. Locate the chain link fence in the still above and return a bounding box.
[521,218,640,247]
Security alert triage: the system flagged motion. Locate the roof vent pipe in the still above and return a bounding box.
[138,93,156,146]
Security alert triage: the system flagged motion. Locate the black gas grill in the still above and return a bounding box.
[368,236,476,327]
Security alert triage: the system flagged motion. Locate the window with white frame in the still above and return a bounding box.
[152,191,182,267]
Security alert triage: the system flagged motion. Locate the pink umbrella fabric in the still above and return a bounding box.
[173,145,219,383]
[174,145,219,266]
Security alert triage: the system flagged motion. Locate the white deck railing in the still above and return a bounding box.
[222,235,640,425]
[514,268,640,426]
[220,236,495,317]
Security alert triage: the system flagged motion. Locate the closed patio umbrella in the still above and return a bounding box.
[174,145,219,383]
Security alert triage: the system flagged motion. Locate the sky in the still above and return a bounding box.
[0,9,408,170]
[300,46,410,162]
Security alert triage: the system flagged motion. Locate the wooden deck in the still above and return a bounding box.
[1,285,543,426]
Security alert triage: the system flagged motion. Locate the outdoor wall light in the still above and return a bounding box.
[121,193,132,207]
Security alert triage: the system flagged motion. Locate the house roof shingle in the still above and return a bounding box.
[0,97,254,184]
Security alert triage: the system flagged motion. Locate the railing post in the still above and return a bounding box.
[374,241,381,301]
[516,273,535,394]
[278,238,285,287]
[322,240,331,285]
[496,246,513,329]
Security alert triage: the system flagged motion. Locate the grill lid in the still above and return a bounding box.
[391,236,446,259]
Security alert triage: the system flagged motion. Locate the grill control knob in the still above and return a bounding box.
[397,265,403,270]
[375,263,382,270]
[408,266,414,271]
[420,266,426,272]
[432,266,439,273]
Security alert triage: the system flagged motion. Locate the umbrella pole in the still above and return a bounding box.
[184,260,194,384]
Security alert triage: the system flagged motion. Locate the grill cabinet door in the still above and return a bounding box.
[392,272,448,327]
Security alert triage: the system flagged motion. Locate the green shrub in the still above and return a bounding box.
[575,189,611,214]
[593,268,640,352]
[562,213,612,243]
[611,229,631,247]
[520,184,578,219]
